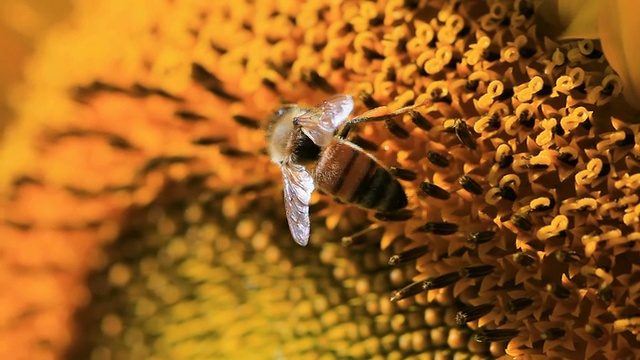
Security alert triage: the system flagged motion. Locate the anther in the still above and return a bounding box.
[505,297,534,313]
[388,245,429,265]
[459,175,482,195]
[423,272,462,290]
[474,328,520,342]
[232,115,261,129]
[427,151,450,167]
[415,221,459,235]
[390,280,425,302]
[467,231,495,245]
[540,328,566,341]
[456,303,495,324]
[513,252,536,267]
[419,182,450,200]
[460,265,494,278]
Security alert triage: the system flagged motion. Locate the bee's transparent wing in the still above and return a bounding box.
[296,94,354,146]
[281,162,315,246]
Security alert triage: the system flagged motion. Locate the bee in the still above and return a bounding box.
[266,94,425,246]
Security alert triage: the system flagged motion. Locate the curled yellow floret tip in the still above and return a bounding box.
[1,1,639,359]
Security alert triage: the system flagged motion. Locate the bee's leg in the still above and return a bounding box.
[337,122,355,139]
[347,102,429,126]
[338,102,430,140]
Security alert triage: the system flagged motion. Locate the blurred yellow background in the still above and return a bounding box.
[0,0,71,136]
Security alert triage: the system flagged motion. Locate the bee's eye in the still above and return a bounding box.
[274,108,289,118]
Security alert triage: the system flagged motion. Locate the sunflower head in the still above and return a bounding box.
[2,1,640,359]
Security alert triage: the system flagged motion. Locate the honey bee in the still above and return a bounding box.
[266,94,425,246]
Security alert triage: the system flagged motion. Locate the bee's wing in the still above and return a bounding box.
[296,94,354,146]
[281,162,315,246]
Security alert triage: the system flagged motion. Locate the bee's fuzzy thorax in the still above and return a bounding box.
[266,107,302,164]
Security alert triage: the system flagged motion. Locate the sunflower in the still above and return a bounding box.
[1,1,639,359]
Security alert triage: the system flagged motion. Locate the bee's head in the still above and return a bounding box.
[265,105,306,164]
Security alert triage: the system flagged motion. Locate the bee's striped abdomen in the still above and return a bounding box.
[314,141,407,212]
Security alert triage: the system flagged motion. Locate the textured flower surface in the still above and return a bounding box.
[1,0,640,359]
[536,0,640,112]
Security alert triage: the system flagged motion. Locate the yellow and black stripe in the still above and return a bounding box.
[314,141,407,212]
